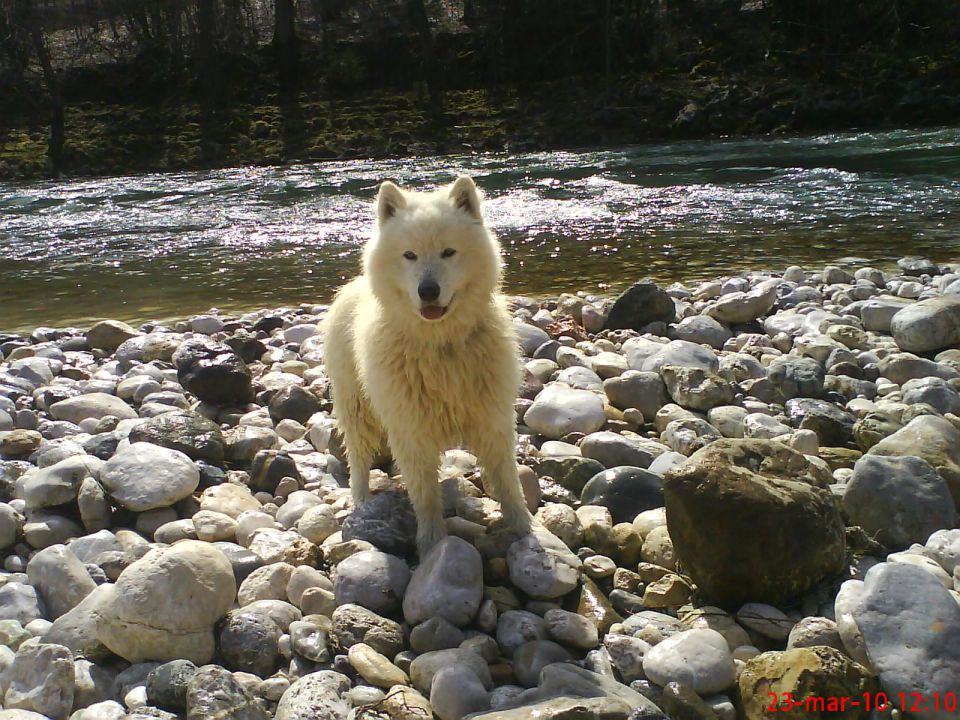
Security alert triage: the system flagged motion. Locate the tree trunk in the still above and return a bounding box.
[195,0,217,99]
[274,0,297,47]
[274,0,299,87]
[407,0,443,117]
[604,0,612,81]
[16,0,64,174]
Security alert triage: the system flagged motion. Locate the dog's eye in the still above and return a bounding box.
[403,251,417,261]
[441,248,457,258]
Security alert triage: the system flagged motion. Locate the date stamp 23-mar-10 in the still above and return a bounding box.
[766,691,958,715]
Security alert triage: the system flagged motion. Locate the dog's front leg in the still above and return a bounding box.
[472,430,534,537]
[391,435,446,557]
[347,449,373,508]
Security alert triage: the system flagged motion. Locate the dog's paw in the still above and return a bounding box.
[416,524,448,559]
[351,488,372,509]
[503,505,534,537]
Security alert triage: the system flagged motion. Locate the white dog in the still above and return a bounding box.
[323,176,533,555]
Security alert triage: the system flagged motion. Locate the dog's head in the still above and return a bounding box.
[364,175,502,328]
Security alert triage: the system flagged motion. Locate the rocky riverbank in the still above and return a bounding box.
[1,256,960,719]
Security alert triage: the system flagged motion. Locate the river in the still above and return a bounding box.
[2,126,959,332]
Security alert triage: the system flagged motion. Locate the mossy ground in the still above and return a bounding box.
[0,87,522,180]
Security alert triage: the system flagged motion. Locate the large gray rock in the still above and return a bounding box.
[852,562,960,720]
[859,296,914,332]
[535,456,606,495]
[25,544,96,620]
[668,315,732,349]
[580,432,659,469]
[100,442,199,512]
[515,322,551,357]
[490,662,660,716]
[0,583,45,625]
[341,491,417,558]
[268,385,321,425]
[661,417,722,455]
[185,664,268,720]
[66,528,124,563]
[19,455,102,511]
[706,279,778,324]
[96,540,236,663]
[661,366,735,411]
[524,385,606,440]
[22,511,84,549]
[844,455,958,550]
[403,536,482,627]
[868,415,960,511]
[496,610,547,657]
[891,295,960,353]
[217,609,282,677]
[767,356,824,400]
[146,659,197,713]
[48,393,137,424]
[898,256,940,275]
[507,529,582,600]
[901,377,960,416]
[603,371,668,418]
[409,648,492,695]
[430,665,491,720]
[3,643,75,720]
[642,628,736,694]
[877,352,959,385]
[926,529,960,574]
[0,710,62,720]
[784,398,855,446]
[128,411,225,464]
[41,583,114,661]
[638,340,719,374]
[274,671,351,720]
[335,550,410,616]
[0,502,23,549]
[512,640,574,688]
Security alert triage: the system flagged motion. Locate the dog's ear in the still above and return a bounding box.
[449,175,482,220]
[376,181,406,225]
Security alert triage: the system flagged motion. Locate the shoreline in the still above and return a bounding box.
[1,253,953,337]
[1,257,959,717]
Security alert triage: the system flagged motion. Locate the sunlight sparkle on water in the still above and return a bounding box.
[2,126,960,331]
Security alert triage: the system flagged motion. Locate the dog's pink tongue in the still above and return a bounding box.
[420,306,445,320]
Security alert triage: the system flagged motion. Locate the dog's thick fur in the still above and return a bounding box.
[323,176,533,555]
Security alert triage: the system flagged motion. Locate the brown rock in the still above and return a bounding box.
[739,646,876,720]
[575,576,622,634]
[0,430,42,457]
[664,439,845,607]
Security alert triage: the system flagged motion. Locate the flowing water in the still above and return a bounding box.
[2,126,959,333]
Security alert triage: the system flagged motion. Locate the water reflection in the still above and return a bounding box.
[1,127,959,331]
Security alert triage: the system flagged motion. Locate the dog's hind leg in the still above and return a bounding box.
[470,427,534,537]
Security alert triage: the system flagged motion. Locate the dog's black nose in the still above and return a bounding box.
[418,280,440,302]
